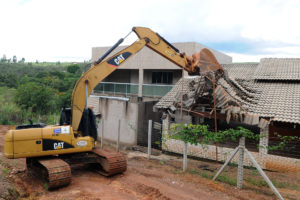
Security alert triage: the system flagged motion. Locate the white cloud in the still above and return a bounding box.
[0,0,300,62]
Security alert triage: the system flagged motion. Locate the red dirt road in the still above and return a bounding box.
[1,154,237,200]
[1,125,236,200]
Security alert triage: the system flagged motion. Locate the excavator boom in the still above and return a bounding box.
[71,26,223,132]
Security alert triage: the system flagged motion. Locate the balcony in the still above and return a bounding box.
[94,82,173,97]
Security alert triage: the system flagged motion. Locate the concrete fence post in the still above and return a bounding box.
[213,146,240,181]
[183,142,188,172]
[237,137,245,189]
[101,120,104,148]
[148,120,152,159]
[117,119,121,152]
[259,127,269,168]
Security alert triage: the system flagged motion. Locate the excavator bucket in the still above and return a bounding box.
[186,48,223,75]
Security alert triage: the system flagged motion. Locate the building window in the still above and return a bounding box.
[152,72,173,84]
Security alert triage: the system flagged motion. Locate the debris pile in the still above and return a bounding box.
[155,70,269,129]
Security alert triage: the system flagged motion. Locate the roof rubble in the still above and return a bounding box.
[154,58,300,127]
[155,74,268,128]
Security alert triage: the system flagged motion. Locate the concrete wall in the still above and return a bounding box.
[87,96,100,115]
[97,98,139,145]
[92,42,232,71]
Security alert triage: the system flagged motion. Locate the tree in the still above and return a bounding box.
[19,57,25,63]
[0,73,18,88]
[67,64,80,74]
[13,55,17,63]
[15,82,56,114]
[1,54,7,63]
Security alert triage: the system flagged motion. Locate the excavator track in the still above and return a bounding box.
[25,149,126,189]
[26,158,71,189]
[91,148,127,176]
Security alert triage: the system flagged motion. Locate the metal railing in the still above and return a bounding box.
[142,83,173,97]
[94,82,173,97]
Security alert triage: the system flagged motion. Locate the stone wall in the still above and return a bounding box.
[162,115,300,172]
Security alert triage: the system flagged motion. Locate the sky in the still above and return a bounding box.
[0,0,300,63]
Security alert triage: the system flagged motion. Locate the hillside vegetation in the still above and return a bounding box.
[0,62,90,125]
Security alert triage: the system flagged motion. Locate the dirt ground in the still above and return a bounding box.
[0,125,299,200]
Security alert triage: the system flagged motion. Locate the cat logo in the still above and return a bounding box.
[114,54,125,65]
[54,142,64,150]
[107,52,131,68]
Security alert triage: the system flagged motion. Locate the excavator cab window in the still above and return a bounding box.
[16,120,46,130]
[60,107,72,125]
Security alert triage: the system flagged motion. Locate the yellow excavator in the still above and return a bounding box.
[4,27,223,189]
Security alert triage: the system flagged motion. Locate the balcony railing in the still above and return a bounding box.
[94,82,173,97]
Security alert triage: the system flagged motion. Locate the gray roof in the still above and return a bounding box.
[254,58,300,80]
[222,63,258,79]
[253,82,300,123]
[155,58,300,124]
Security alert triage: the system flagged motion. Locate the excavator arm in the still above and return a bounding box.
[71,38,148,132]
[71,27,223,132]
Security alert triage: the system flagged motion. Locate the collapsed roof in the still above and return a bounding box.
[154,58,300,126]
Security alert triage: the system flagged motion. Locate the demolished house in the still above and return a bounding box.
[154,58,300,170]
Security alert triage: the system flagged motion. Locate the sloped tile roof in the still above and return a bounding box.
[254,58,300,80]
[155,60,300,124]
[222,63,258,80]
[252,82,300,123]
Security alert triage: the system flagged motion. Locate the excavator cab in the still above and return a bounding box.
[59,107,72,126]
[59,107,98,141]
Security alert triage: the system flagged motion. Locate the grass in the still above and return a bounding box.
[159,160,166,165]
[199,171,213,179]
[216,174,237,186]
[189,168,197,174]
[7,187,19,199]
[43,183,49,191]
[245,177,299,190]
[271,179,299,190]
[186,167,236,186]
[245,177,268,187]
[250,169,258,176]
[173,169,184,175]
[2,167,10,174]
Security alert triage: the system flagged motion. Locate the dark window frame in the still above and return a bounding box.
[152,71,173,84]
